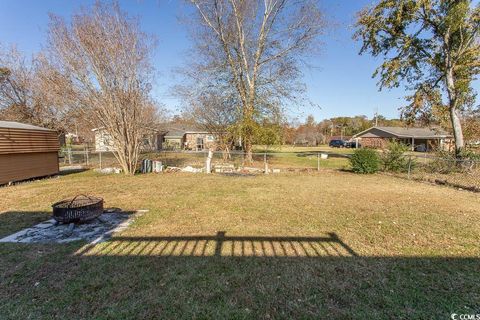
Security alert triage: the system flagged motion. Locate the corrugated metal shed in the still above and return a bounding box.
[0,121,60,185]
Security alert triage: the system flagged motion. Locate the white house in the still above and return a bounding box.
[92,127,163,152]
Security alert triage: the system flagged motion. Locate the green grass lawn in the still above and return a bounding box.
[1,171,479,319]
[144,145,352,171]
[254,144,356,154]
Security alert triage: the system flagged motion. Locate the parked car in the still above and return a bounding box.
[329,139,345,148]
[414,144,427,152]
[344,141,361,148]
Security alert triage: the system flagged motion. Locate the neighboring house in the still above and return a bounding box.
[0,121,60,185]
[65,133,81,144]
[92,127,163,152]
[353,126,452,151]
[161,125,217,151]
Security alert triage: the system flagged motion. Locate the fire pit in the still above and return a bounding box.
[52,195,103,224]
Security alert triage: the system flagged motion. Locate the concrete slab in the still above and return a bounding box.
[0,211,146,244]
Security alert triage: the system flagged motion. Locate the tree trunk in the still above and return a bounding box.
[242,101,255,165]
[244,138,253,164]
[222,144,231,161]
[449,106,465,156]
[445,66,465,157]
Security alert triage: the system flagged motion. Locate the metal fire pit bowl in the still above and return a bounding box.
[52,195,104,223]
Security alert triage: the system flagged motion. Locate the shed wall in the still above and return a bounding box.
[0,127,60,184]
[0,152,59,185]
[0,128,59,154]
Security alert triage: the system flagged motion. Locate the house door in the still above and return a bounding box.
[196,137,204,150]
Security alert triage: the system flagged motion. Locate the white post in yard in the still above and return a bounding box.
[264,152,269,174]
[317,153,320,172]
[407,155,412,179]
[68,148,72,165]
[99,150,102,170]
[206,149,213,173]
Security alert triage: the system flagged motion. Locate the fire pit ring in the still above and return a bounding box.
[52,195,104,223]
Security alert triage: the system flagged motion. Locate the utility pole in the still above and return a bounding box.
[374,107,379,127]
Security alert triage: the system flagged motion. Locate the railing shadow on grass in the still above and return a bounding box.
[2,229,479,318]
[75,231,358,257]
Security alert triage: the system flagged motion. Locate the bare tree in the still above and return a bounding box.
[185,90,237,159]
[176,66,239,158]
[43,1,157,174]
[185,0,325,163]
[0,45,71,131]
[0,46,32,121]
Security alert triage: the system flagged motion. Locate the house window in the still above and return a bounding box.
[206,135,215,142]
[196,137,204,150]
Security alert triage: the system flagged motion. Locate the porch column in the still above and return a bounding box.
[411,137,415,151]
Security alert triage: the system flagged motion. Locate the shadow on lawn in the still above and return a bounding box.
[0,211,51,238]
[76,231,358,257]
[1,231,479,319]
[58,166,88,176]
[295,152,350,159]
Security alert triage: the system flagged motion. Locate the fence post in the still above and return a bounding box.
[85,147,89,166]
[317,152,320,172]
[264,151,269,174]
[407,155,412,179]
[99,150,102,170]
[206,149,213,173]
[68,148,72,165]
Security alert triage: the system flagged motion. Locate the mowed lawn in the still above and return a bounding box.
[1,171,479,319]
[143,145,352,171]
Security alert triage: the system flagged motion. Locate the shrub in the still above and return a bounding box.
[381,141,411,173]
[427,149,480,173]
[349,148,380,174]
[459,150,480,161]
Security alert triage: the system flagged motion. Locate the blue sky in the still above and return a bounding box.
[1,0,478,122]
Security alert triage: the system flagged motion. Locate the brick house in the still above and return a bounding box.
[161,125,217,151]
[353,126,452,151]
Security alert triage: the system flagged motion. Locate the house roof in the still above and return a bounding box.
[164,129,185,138]
[162,124,211,138]
[92,126,159,133]
[0,121,54,132]
[354,126,451,139]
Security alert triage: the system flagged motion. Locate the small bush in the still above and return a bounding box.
[427,150,457,173]
[381,141,411,173]
[427,149,480,173]
[349,148,380,174]
[459,150,480,161]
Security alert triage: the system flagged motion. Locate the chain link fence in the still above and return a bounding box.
[60,147,118,169]
[392,153,480,192]
[61,148,351,172]
[60,147,480,191]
